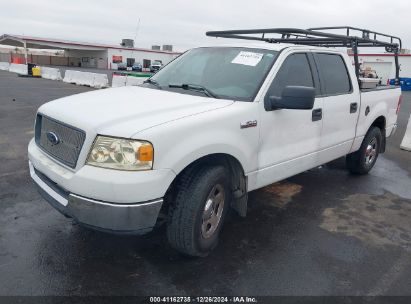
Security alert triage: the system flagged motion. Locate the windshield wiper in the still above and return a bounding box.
[143,78,162,89]
[169,83,220,99]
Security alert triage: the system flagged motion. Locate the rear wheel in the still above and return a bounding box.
[346,127,382,175]
[167,166,230,257]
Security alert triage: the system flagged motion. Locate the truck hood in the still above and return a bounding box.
[38,86,234,138]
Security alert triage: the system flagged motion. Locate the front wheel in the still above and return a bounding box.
[167,166,230,257]
[346,127,382,175]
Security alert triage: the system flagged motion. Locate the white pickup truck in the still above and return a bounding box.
[28,27,402,257]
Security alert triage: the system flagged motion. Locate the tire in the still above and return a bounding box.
[346,127,382,175]
[167,165,230,257]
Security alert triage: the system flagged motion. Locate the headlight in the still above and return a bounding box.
[86,136,153,171]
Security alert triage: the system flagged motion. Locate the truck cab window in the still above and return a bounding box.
[266,53,314,98]
[314,53,352,95]
[150,47,278,101]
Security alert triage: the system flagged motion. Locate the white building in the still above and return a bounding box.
[0,34,181,71]
[3,34,408,82]
[350,53,411,83]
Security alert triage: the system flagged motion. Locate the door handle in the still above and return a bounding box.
[350,102,358,113]
[312,108,322,121]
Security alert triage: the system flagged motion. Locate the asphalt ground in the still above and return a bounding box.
[0,69,410,296]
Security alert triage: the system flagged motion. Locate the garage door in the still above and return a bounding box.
[363,61,393,84]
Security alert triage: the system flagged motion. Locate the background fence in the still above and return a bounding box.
[0,51,105,68]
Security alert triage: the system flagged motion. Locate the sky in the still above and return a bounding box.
[1,0,410,52]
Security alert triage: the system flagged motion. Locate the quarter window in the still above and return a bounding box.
[266,53,314,98]
[314,54,351,95]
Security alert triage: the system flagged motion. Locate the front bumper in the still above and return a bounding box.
[30,161,163,234]
[28,139,175,203]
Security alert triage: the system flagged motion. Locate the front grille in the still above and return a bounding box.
[35,114,86,168]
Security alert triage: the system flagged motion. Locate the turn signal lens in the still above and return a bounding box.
[137,144,154,162]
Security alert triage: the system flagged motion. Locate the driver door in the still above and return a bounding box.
[256,52,324,188]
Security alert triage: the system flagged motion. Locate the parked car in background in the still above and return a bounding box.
[150,62,163,73]
[132,62,143,72]
[117,62,127,71]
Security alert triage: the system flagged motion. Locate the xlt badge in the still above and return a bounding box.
[240,120,257,129]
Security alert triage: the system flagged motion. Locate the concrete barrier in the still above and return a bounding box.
[112,72,149,87]
[400,114,411,151]
[112,74,127,87]
[63,69,76,84]
[92,73,109,89]
[77,71,93,86]
[64,70,109,88]
[63,70,87,85]
[9,63,28,75]
[0,62,10,71]
[40,67,62,81]
[126,75,149,86]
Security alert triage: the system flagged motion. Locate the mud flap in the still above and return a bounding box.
[231,177,248,217]
[381,129,386,153]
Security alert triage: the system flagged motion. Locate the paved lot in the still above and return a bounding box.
[0,70,410,296]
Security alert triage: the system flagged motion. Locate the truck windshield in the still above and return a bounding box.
[148,47,279,101]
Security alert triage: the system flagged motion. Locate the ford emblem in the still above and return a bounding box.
[46,131,60,145]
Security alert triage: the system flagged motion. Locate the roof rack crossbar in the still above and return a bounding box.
[206,27,400,50]
[205,26,402,84]
[308,26,402,50]
[308,26,402,48]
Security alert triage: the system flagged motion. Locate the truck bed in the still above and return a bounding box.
[357,86,402,140]
[361,85,400,93]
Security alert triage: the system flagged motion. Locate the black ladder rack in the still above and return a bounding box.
[206,26,402,83]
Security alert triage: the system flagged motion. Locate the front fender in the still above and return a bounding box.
[136,102,260,177]
[160,138,253,176]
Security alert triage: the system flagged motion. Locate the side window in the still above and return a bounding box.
[315,54,351,95]
[266,53,314,98]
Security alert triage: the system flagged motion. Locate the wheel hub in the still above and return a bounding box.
[365,138,377,165]
[201,184,225,239]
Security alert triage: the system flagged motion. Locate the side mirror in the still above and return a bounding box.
[265,86,315,111]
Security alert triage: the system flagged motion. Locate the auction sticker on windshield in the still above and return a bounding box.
[231,51,264,66]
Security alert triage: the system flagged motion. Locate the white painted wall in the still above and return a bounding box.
[65,50,108,68]
[350,54,411,82]
[362,61,393,84]
[107,48,179,70]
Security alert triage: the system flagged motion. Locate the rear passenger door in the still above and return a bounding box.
[313,53,359,159]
